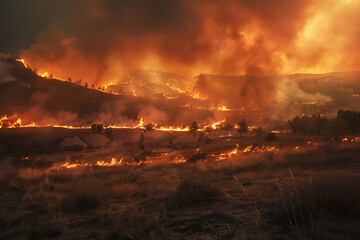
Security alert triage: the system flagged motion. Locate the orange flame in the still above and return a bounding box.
[16,59,28,68]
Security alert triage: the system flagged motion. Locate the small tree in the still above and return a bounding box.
[91,123,96,132]
[91,123,103,133]
[189,121,199,140]
[105,127,113,136]
[139,133,145,150]
[337,110,360,132]
[145,123,154,132]
[68,77,72,83]
[84,82,88,88]
[254,127,265,138]
[288,115,327,136]
[238,119,248,137]
[221,123,233,132]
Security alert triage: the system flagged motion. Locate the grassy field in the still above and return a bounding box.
[0,128,359,239]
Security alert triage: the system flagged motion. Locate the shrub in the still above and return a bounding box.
[61,179,104,211]
[265,133,277,142]
[173,179,223,207]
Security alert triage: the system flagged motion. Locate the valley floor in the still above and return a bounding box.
[0,128,360,239]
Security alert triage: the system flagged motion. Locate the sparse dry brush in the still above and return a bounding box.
[271,170,360,239]
[173,178,224,207]
[1,143,360,239]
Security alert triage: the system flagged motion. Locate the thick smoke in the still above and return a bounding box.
[20,0,315,84]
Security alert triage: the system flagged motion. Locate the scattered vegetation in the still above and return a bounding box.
[189,121,199,139]
[91,123,104,133]
[238,119,248,137]
[173,178,223,207]
[337,109,360,132]
[288,115,327,135]
[1,121,360,239]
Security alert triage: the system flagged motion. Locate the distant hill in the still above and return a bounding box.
[0,59,214,126]
[0,59,135,120]
[1,57,360,126]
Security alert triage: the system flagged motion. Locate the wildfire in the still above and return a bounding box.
[58,155,187,169]
[156,126,190,132]
[209,143,281,162]
[0,115,90,129]
[16,58,27,68]
[59,157,148,169]
[181,105,244,112]
[242,144,280,154]
[209,119,226,130]
[14,58,124,96]
[168,83,186,94]
[40,72,49,78]
[0,115,36,128]
[104,83,113,89]
[167,83,207,101]
[342,137,360,142]
[1,113,246,134]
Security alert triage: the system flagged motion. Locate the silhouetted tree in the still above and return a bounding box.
[91,123,103,133]
[91,84,95,89]
[254,127,265,138]
[105,127,113,136]
[190,121,199,139]
[145,123,154,132]
[97,124,103,132]
[68,77,72,83]
[288,115,327,136]
[337,110,360,132]
[198,132,205,142]
[84,82,88,88]
[238,119,248,137]
[139,133,145,150]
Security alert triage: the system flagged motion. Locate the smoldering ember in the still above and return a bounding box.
[1,1,360,239]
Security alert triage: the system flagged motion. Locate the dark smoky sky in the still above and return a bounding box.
[0,0,79,56]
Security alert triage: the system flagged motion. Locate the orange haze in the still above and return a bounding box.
[19,0,360,90]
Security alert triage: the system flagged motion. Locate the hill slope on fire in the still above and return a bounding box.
[0,58,214,126]
[1,57,360,126]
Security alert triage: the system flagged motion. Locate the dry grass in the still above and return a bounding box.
[1,143,360,239]
[271,170,360,239]
[172,178,224,208]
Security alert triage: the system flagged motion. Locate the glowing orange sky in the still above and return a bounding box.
[18,0,360,85]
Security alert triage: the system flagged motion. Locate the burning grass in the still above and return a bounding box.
[1,132,360,239]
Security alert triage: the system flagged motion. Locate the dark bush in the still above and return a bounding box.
[174,179,223,207]
[288,115,327,135]
[265,133,277,142]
